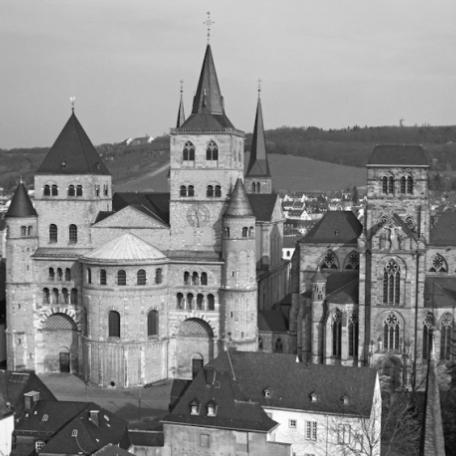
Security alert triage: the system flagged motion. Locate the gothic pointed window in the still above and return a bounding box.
[108,311,120,338]
[49,224,58,243]
[207,185,214,197]
[382,177,388,194]
[206,140,218,160]
[147,310,158,336]
[383,260,400,305]
[320,250,339,270]
[348,314,358,358]
[440,313,453,361]
[429,253,448,273]
[68,185,75,197]
[183,141,195,161]
[383,312,400,351]
[423,313,434,360]
[388,176,394,194]
[69,225,77,244]
[407,176,413,194]
[344,251,359,270]
[400,176,406,194]
[332,310,342,359]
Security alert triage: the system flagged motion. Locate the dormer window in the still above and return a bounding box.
[206,400,217,417]
[309,392,318,402]
[190,399,200,416]
[341,394,350,406]
[263,388,272,398]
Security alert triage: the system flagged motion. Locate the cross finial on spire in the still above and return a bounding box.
[69,96,76,113]
[19,175,23,184]
[179,79,184,96]
[257,78,262,98]
[204,11,214,44]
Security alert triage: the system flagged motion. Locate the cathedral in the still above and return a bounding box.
[291,145,456,388]
[4,42,287,387]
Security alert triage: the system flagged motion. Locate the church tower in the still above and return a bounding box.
[5,182,38,369]
[245,92,272,194]
[221,178,258,351]
[169,44,244,251]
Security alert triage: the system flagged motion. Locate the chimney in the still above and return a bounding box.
[89,410,99,427]
[24,391,40,411]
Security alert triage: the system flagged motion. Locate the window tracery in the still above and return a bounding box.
[429,253,448,273]
[383,312,400,351]
[383,260,400,305]
[320,251,339,270]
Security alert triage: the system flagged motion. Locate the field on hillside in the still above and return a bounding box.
[114,153,366,193]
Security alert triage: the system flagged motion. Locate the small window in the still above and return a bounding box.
[21,225,27,237]
[43,288,50,304]
[108,311,120,338]
[62,288,69,304]
[187,293,194,310]
[206,401,217,417]
[190,400,200,416]
[407,176,414,194]
[197,294,204,310]
[57,268,63,280]
[52,288,59,304]
[71,288,78,304]
[188,185,195,197]
[41,414,49,422]
[306,421,317,441]
[180,185,187,197]
[95,184,100,196]
[177,293,184,309]
[65,268,71,281]
[184,271,190,285]
[155,268,162,284]
[289,419,297,429]
[117,270,126,286]
[103,184,109,196]
[400,176,406,194]
[100,269,107,285]
[309,392,318,402]
[183,141,195,161]
[207,294,215,311]
[192,272,199,285]
[337,424,351,445]
[215,185,221,197]
[242,227,248,237]
[48,267,55,281]
[87,267,92,284]
[51,184,58,196]
[49,224,58,243]
[69,224,77,244]
[147,310,158,336]
[201,272,208,285]
[71,429,78,438]
[206,140,218,160]
[249,226,254,237]
[35,440,46,452]
[137,269,146,285]
[44,185,50,196]
[27,225,32,236]
[68,185,75,197]
[200,433,210,448]
[76,185,83,197]
[207,185,214,197]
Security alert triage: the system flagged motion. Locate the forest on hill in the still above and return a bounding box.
[1,125,456,193]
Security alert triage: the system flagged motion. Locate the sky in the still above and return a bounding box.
[1,0,455,148]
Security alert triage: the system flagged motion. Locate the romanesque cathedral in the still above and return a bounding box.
[4,41,454,388]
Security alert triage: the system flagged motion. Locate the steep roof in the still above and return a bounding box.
[113,193,170,226]
[367,144,429,166]
[300,211,362,244]
[5,182,37,218]
[209,351,377,418]
[179,45,234,131]
[36,112,110,175]
[325,271,359,304]
[176,91,185,128]
[247,193,278,222]
[246,97,270,177]
[82,233,166,263]
[225,179,254,217]
[424,277,456,308]
[430,210,456,245]
[258,310,288,332]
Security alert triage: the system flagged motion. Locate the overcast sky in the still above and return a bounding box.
[1,0,455,148]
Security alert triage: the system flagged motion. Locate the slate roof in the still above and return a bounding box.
[36,113,110,175]
[93,443,136,456]
[176,92,186,128]
[5,183,37,218]
[430,211,456,246]
[246,97,270,178]
[424,277,456,308]
[300,211,362,244]
[113,193,170,226]
[367,144,429,166]
[128,430,164,447]
[325,271,359,304]
[211,351,377,418]
[225,179,253,217]
[247,194,278,222]
[258,310,288,332]
[82,233,166,263]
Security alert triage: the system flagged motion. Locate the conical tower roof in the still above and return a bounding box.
[37,112,110,175]
[179,45,234,131]
[176,91,186,128]
[225,179,254,217]
[6,182,37,218]
[246,96,270,177]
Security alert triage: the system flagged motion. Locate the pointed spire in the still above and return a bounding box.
[37,112,110,175]
[225,179,254,217]
[176,80,186,128]
[6,182,37,218]
[246,90,271,178]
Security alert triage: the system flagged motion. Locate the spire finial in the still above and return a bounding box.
[69,96,76,113]
[179,79,184,97]
[19,175,23,185]
[204,11,214,44]
[257,78,262,98]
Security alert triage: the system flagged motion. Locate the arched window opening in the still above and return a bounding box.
[43,288,50,304]
[62,288,69,304]
[183,141,195,161]
[52,288,59,304]
[192,272,199,285]
[187,293,194,310]
[108,311,120,338]
[258,336,263,350]
[423,313,434,360]
[224,227,230,238]
[207,185,214,197]
[65,268,71,281]
[87,267,92,284]
[20,226,27,237]
[71,288,78,304]
[348,315,359,358]
[44,185,51,196]
[76,185,83,197]
[344,251,359,270]
[69,225,77,244]
[177,293,184,309]
[117,270,126,286]
[48,267,55,281]
[252,182,256,193]
[180,185,187,197]
[400,176,406,194]
[95,185,100,196]
[242,227,248,238]
[201,272,208,285]
[383,260,400,305]
[249,226,254,237]
[440,313,453,361]
[332,310,342,359]
[188,185,195,197]
[51,184,58,196]
[49,224,58,243]
[184,271,190,285]
[320,250,339,270]
[207,294,215,310]
[57,268,63,281]
[275,338,283,353]
[206,140,218,160]
[103,184,109,196]
[388,176,394,194]
[68,185,75,197]
[215,185,221,197]
[384,313,400,351]
[137,269,146,285]
[381,177,388,194]
[429,253,448,273]
[155,268,162,284]
[147,310,159,336]
[100,269,107,285]
[197,294,204,310]
[407,176,413,194]
[206,400,217,417]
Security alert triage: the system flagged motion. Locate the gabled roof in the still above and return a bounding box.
[246,97,270,178]
[300,211,362,244]
[82,233,166,263]
[37,112,110,175]
[113,192,170,226]
[367,144,429,167]
[424,277,456,308]
[258,310,288,332]
[211,351,377,418]
[178,45,234,131]
[247,193,278,222]
[5,182,37,218]
[225,179,254,218]
[430,211,456,245]
[325,271,359,304]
